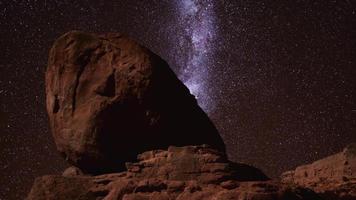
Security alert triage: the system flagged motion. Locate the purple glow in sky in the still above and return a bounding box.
[175,0,216,112]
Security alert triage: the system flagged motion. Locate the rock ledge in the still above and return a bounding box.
[27,146,322,200]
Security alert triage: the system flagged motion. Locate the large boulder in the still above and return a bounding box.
[27,146,323,200]
[46,31,225,174]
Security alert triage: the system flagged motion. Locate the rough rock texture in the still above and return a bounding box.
[46,31,225,174]
[281,143,356,200]
[27,146,323,200]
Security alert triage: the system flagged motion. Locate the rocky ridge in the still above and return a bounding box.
[27,145,322,200]
[281,143,356,200]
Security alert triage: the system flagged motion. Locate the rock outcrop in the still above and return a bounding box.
[45,31,225,174]
[27,146,323,200]
[26,31,355,200]
[281,143,356,200]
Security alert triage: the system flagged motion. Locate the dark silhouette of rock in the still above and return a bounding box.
[27,145,323,200]
[281,143,356,200]
[45,31,225,174]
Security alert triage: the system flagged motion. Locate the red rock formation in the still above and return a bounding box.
[29,31,355,200]
[27,146,321,200]
[46,31,225,174]
[281,143,356,200]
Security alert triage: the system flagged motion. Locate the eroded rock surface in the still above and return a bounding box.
[46,31,225,174]
[27,146,323,200]
[281,143,356,200]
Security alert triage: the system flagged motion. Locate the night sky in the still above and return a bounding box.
[1,1,355,199]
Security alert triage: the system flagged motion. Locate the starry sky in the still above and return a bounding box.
[0,0,355,199]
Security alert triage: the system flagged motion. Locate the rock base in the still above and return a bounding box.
[27,146,320,200]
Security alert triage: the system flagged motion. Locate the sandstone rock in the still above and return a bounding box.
[281,143,356,200]
[46,31,225,174]
[63,166,84,177]
[124,145,269,183]
[27,146,322,200]
[33,30,356,200]
[27,177,322,200]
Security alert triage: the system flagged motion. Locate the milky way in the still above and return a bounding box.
[174,0,216,112]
